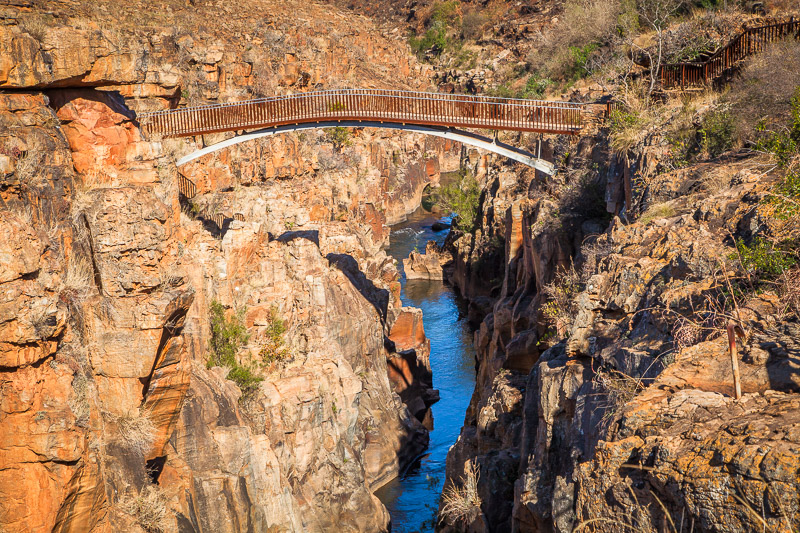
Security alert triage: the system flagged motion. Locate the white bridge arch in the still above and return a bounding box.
[175,121,555,175]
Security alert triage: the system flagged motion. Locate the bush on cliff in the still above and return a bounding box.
[434,169,480,231]
[258,306,290,366]
[119,484,170,533]
[408,0,462,57]
[324,127,352,151]
[440,460,482,526]
[207,300,262,398]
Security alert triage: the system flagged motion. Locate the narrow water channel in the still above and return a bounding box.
[376,207,477,533]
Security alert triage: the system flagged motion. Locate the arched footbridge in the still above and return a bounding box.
[140,90,592,175]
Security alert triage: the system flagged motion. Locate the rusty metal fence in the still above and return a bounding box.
[661,18,800,89]
[139,89,585,138]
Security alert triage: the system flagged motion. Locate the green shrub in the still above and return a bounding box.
[487,84,515,98]
[408,0,461,57]
[734,237,797,280]
[258,307,289,366]
[207,300,262,398]
[700,108,736,158]
[751,87,800,166]
[434,169,481,231]
[768,168,800,220]
[225,365,262,397]
[520,75,553,99]
[324,127,352,151]
[567,43,599,81]
[208,301,249,367]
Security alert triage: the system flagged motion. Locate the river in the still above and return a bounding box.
[376,206,477,532]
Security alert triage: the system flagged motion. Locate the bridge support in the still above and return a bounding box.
[174,121,555,175]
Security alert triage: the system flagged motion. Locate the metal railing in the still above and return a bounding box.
[660,18,800,89]
[139,89,585,138]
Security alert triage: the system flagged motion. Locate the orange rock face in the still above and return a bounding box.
[0,0,455,529]
[51,90,158,185]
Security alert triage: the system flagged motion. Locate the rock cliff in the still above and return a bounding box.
[439,124,800,532]
[0,1,459,531]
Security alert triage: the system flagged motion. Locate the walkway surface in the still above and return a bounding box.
[139,90,585,138]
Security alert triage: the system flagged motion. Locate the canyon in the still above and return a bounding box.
[1,0,800,532]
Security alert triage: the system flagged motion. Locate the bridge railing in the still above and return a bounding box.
[660,18,800,89]
[139,89,585,138]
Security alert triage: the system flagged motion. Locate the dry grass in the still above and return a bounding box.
[118,484,170,533]
[63,255,95,295]
[593,366,645,424]
[18,14,50,41]
[14,151,44,183]
[440,460,482,526]
[639,202,677,225]
[117,408,157,456]
[29,304,54,340]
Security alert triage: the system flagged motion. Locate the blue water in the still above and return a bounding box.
[376,207,477,533]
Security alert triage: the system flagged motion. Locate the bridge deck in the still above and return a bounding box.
[139,89,585,138]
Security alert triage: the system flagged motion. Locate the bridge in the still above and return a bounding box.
[139,90,587,175]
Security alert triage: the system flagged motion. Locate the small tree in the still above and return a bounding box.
[208,300,250,368]
[258,307,290,365]
[324,127,352,152]
[207,300,262,398]
[622,0,686,98]
[434,170,481,231]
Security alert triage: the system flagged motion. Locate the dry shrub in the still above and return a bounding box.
[781,267,800,317]
[68,373,91,425]
[118,484,170,533]
[728,39,800,143]
[529,0,621,80]
[440,460,482,526]
[317,151,348,172]
[543,265,581,337]
[63,256,95,295]
[671,316,703,352]
[593,366,644,423]
[19,15,49,41]
[580,236,613,281]
[117,409,157,456]
[461,10,487,41]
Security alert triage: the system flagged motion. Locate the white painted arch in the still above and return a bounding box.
[175,121,555,175]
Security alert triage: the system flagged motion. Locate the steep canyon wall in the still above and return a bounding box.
[0,1,461,531]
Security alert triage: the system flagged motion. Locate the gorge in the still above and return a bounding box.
[1,0,800,532]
